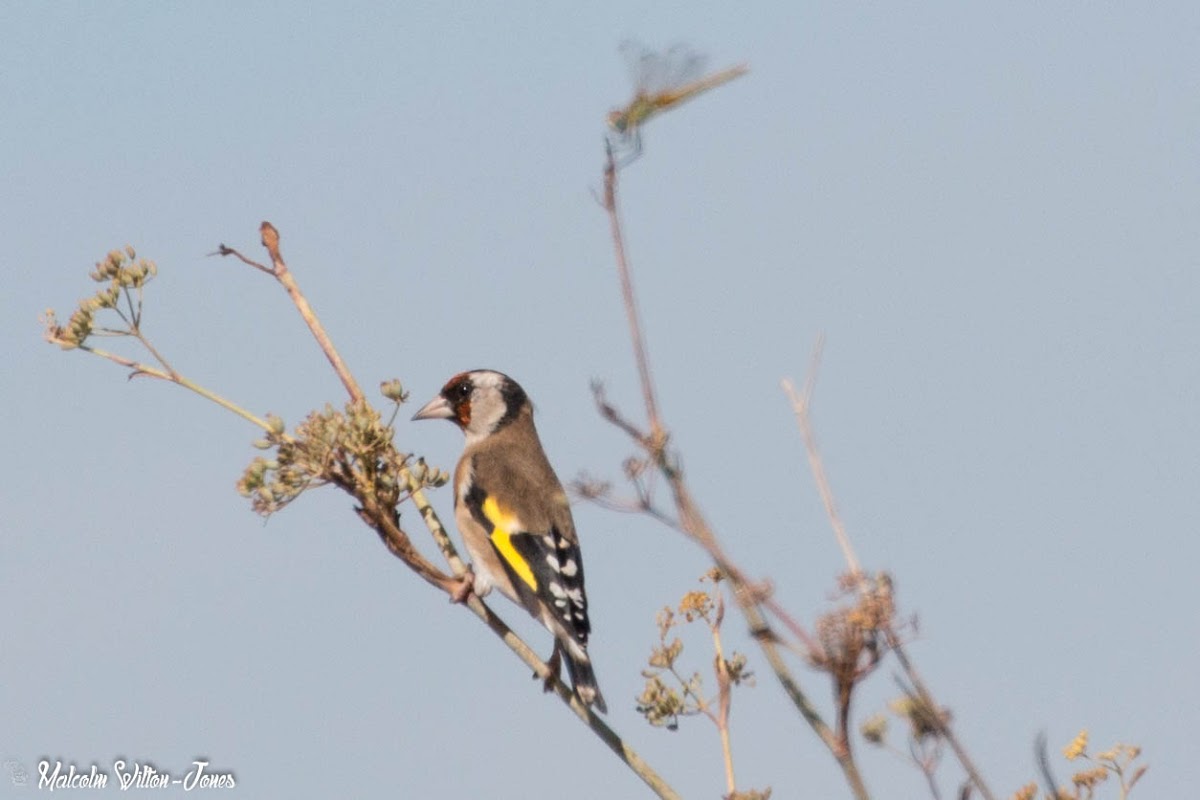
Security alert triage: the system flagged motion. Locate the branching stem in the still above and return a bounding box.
[599,145,870,800]
[52,340,272,432]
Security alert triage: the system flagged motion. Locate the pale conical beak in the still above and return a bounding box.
[412,394,454,422]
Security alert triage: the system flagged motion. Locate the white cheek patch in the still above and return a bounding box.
[464,397,508,442]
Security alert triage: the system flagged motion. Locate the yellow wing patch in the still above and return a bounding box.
[481,496,538,591]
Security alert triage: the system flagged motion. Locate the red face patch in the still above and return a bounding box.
[441,373,474,428]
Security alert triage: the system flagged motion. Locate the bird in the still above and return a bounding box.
[412,370,607,713]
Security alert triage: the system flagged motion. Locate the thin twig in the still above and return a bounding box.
[1034,732,1061,800]
[465,592,682,800]
[351,490,459,595]
[781,336,861,576]
[910,738,944,800]
[405,473,468,576]
[258,221,364,404]
[132,328,179,380]
[603,143,661,436]
[48,339,273,432]
[209,243,274,275]
[888,631,996,800]
[760,596,822,655]
[711,592,737,796]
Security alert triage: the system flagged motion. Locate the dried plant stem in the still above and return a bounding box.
[131,331,179,380]
[710,599,737,796]
[888,633,995,800]
[600,147,871,800]
[915,747,943,800]
[258,221,365,404]
[51,341,273,432]
[718,715,735,794]
[350,488,459,594]
[784,340,996,800]
[467,593,681,800]
[781,336,861,576]
[404,474,469,577]
[604,145,661,436]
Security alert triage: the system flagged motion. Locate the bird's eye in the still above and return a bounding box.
[455,381,473,399]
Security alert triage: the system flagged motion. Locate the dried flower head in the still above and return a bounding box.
[1008,783,1037,800]
[1071,765,1109,790]
[380,378,408,403]
[860,713,888,745]
[679,590,713,622]
[888,694,951,741]
[1063,729,1088,761]
[725,789,772,800]
[636,674,686,730]
[45,245,159,350]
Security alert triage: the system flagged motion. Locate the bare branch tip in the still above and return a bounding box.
[259,221,281,260]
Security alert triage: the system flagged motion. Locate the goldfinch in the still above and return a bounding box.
[413,370,607,713]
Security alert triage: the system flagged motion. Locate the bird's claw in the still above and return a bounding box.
[535,643,563,694]
[447,570,475,604]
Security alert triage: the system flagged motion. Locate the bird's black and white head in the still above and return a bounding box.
[412,370,531,445]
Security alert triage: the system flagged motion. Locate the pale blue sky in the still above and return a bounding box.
[3,2,1197,798]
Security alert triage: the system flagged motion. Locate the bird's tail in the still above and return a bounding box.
[563,648,608,714]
